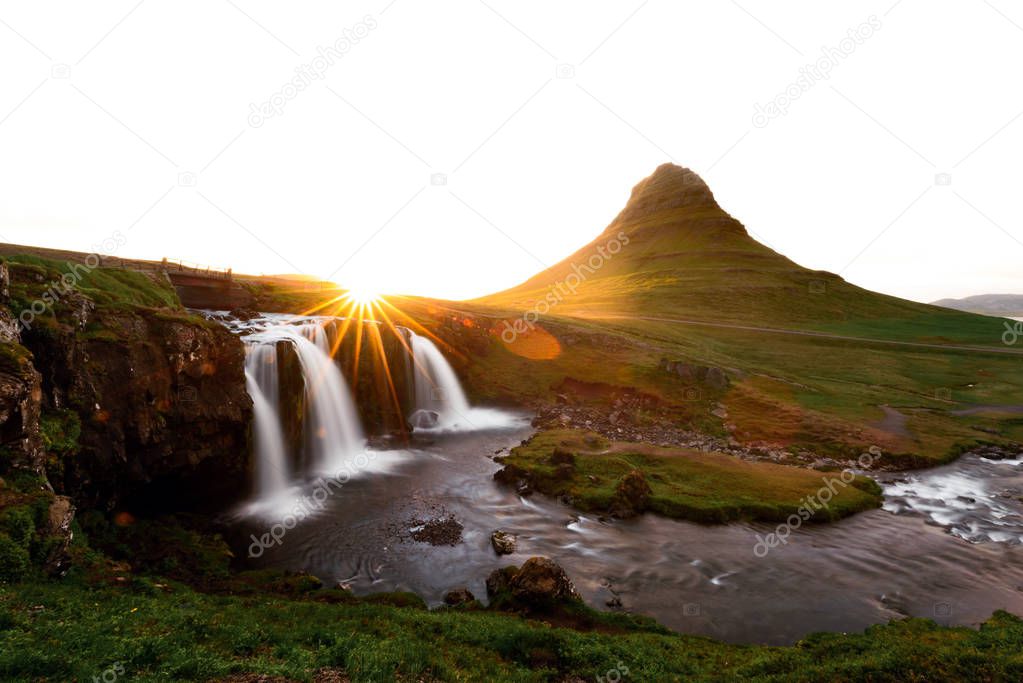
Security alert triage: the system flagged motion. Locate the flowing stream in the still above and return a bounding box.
[231,424,1023,645]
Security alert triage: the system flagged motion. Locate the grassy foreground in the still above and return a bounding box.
[497,430,883,523]
[3,576,1023,682]
[2,499,1019,682]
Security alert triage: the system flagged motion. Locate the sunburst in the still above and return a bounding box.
[291,284,463,437]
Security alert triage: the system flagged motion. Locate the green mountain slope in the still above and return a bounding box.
[479,163,992,334]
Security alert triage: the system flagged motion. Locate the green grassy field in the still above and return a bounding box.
[4,574,1023,682]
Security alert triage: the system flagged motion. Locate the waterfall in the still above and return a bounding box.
[406,331,474,430]
[227,310,518,509]
[244,345,289,498]
[244,321,366,500]
[287,323,366,473]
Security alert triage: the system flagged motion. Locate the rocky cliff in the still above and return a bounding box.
[0,255,252,514]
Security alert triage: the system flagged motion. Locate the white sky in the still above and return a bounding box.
[1,0,1021,302]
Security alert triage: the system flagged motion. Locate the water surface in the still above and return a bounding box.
[235,417,1023,645]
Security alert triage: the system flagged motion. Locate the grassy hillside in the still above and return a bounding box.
[3,253,180,313]
[477,164,1002,333]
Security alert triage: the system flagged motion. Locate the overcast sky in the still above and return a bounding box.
[1,0,1021,301]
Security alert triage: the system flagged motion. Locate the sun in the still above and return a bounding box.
[344,285,382,306]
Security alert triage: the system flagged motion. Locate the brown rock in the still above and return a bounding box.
[485,566,517,598]
[42,495,75,576]
[610,469,652,518]
[16,302,252,511]
[443,587,476,605]
[507,557,581,605]
[491,530,517,555]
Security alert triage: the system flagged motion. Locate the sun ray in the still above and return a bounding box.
[365,315,408,438]
[376,298,468,362]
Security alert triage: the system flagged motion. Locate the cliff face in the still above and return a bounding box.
[0,263,44,476]
[1,257,252,513]
[30,310,250,511]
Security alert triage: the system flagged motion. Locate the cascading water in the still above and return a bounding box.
[242,320,366,506]
[244,344,290,498]
[406,331,472,430]
[403,330,516,432]
[286,323,366,473]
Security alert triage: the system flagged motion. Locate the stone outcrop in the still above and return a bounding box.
[2,259,252,512]
[490,530,517,555]
[486,557,581,612]
[28,307,250,510]
[42,495,75,575]
[492,462,533,496]
[610,469,653,518]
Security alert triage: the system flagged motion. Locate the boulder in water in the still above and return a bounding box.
[486,557,582,612]
[491,530,517,555]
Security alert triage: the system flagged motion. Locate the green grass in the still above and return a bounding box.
[2,254,180,314]
[499,430,882,523]
[2,576,1023,682]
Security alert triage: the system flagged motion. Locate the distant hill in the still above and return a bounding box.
[477,164,962,327]
[931,294,1023,318]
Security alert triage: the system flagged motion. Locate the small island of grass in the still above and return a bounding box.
[496,429,883,523]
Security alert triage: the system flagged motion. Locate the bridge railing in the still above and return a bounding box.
[96,256,234,281]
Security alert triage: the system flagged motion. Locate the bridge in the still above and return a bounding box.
[68,254,252,309]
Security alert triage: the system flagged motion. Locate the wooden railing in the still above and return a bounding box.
[96,256,234,281]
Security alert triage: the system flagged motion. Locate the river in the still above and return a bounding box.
[233,417,1023,645]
